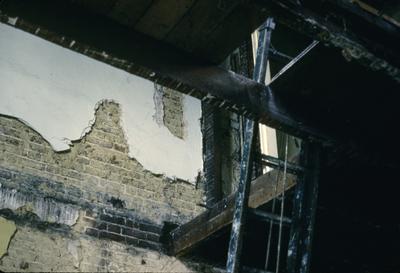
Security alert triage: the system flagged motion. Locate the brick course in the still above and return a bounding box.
[163,88,185,139]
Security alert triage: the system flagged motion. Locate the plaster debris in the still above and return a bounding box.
[153,84,165,127]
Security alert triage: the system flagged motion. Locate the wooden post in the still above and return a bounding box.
[287,141,321,273]
[226,18,275,273]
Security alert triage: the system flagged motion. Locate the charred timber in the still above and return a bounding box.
[255,0,400,83]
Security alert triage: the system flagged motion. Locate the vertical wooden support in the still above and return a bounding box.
[226,18,275,273]
[226,118,256,273]
[287,141,321,273]
[202,103,223,206]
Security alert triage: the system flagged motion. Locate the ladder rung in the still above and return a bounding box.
[242,266,274,273]
[249,208,292,225]
[269,48,293,63]
[217,266,273,273]
[261,154,304,174]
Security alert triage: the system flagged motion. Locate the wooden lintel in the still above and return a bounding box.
[169,170,296,256]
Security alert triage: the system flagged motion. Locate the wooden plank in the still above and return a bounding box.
[353,0,400,27]
[192,1,266,63]
[164,0,242,55]
[107,0,153,27]
[135,0,196,40]
[170,170,296,256]
[253,0,400,83]
[71,0,153,27]
[287,141,321,273]
[73,0,117,15]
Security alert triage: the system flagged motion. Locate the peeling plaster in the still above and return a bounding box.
[0,216,16,259]
[0,23,202,182]
[153,84,165,127]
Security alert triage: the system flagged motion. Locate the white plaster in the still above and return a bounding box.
[0,23,202,182]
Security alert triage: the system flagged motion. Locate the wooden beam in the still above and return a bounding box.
[164,0,244,55]
[226,21,274,272]
[169,170,296,256]
[107,0,153,27]
[134,0,196,40]
[287,141,321,273]
[254,0,400,83]
[351,0,400,28]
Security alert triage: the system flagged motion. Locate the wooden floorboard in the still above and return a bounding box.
[135,0,196,40]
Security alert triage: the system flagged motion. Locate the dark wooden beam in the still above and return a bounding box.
[0,0,331,142]
[327,0,400,32]
[134,0,196,40]
[226,20,274,273]
[287,141,321,273]
[255,0,400,83]
[169,170,296,256]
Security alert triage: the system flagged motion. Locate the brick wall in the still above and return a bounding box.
[153,84,185,139]
[163,88,185,139]
[0,100,207,272]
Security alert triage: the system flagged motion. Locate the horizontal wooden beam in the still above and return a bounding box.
[169,170,296,256]
[0,0,332,143]
[255,0,400,83]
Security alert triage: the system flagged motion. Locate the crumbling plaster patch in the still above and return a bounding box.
[0,216,16,259]
[153,84,185,139]
[153,84,165,128]
[0,23,202,182]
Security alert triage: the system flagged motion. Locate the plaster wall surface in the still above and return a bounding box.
[0,23,202,182]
